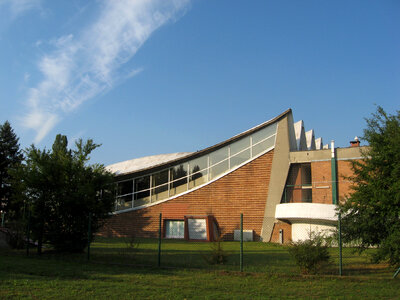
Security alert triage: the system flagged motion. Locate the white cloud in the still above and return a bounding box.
[125,68,144,80]
[21,0,190,144]
[24,72,30,82]
[0,0,42,18]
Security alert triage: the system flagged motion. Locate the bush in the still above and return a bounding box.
[288,233,331,274]
[119,235,141,260]
[203,237,228,265]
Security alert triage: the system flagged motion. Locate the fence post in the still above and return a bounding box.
[338,212,342,276]
[158,213,162,267]
[240,213,243,272]
[87,212,92,261]
[26,208,31,256]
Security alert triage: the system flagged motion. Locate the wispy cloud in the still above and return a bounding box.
[70,130,87,146]
[0,0,42,18]
[21,0,190,144]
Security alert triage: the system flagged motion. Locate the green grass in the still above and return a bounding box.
[0,239,398,299]
[90,237,391,276]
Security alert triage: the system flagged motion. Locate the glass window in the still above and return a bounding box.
[165,220,185,239]
[188,219,207,240]
[251,124,277,157]
[209,146,229,179]
[115,123,278,208]
[135,175,150,192]
[152,170,169,202]
[116,195,133,210]
[189,156,208,188]
[170,164,188,196]
[134,176,150,207]
[116,180,133,196]
[281,163,312,204]
[230,137,251,168]
[252,123,277,145]
[252,135,275,157]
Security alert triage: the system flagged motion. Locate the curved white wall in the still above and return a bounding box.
[275,203,337,223]
[275,203,338,242]
[291,222,336,242]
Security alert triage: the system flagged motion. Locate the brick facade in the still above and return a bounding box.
[337,160,356,203]
[100,147,361,243]
[311,161,333,204]
[272,158,359,242]
[311,159,358,204]
[270,221,292,243]
[99,150,274,241]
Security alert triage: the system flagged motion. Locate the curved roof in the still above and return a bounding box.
[106,152,193,176]
[107,109,292,177]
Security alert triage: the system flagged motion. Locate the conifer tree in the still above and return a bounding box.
[19,134,115,253]
[0,121,23,215]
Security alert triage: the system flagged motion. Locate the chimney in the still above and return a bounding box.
[350,136,360,147]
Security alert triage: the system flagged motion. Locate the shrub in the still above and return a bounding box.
[119,235,141,260]
[203,237,228,265]
[288,233,331,274]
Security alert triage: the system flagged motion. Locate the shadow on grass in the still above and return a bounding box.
[1,239,393,280]
[89,240,298,274]
[0,249,179,284]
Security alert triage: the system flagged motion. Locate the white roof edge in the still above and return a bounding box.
[229,112,283,140]
[106,152,193,176]
[106,109,291,176]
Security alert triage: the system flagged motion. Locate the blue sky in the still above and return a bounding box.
[0,0,399,165]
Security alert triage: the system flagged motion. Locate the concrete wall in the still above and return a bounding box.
[260,114,294,241]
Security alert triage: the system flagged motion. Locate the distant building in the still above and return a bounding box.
[100,109,364,243]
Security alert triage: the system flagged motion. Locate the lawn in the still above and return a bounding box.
[89,237,392,276]
[0,238,398,299]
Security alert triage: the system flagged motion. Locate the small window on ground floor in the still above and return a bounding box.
[165,220,185,239]
[188,218,207,240]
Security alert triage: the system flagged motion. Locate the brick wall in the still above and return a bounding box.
[337,160,356,203]
[311,159,359,204]
[99,150,274,241]
[311,161,332,204]
[270,221,292,243]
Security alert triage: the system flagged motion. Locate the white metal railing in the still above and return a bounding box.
[115,127,277,211]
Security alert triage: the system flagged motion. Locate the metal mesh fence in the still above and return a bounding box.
[0,210,392,277]
[82,213,393,277]
[1,206,395,278]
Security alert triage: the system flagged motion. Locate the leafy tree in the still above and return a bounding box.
[0,121,23,215]
[15,134,115,253]
[340,107,400,265]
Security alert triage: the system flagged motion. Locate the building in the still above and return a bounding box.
[100,109,364,243]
